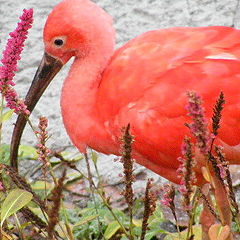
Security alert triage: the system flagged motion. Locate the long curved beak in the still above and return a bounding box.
[10,52,63,170]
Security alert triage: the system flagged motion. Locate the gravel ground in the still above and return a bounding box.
[1,0,240,183]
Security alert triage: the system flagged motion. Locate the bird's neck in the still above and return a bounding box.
[61,46,114,152]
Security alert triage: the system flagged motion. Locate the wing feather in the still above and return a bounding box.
[97,26,240,172]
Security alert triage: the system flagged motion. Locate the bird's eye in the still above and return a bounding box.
[54,39,64,46]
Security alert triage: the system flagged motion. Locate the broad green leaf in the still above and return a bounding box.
[104,220,121,239]
[144,230,160,240]
[133,218,142,227]
[31,181,54,190]
[65,172,83,183]
[18,145,38,159]
[73,214,99,228]
[1,110,14,123]
[78,207,95,215]
[60,151,83,161]
[28,207,46,222]
[65,221,74,240]
[152,204,164,219]
[104,208,125,222]
[1,189,32,227]
[0,192,5,201]
[165,225,202,240]
[55,221,74,239]
[133,226,142,236]
[50,151,83,164]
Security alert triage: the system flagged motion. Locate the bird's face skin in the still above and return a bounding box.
[44,35,73,65]
[43,29,87,64]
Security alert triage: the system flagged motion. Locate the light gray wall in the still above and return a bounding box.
[0,0,240,181]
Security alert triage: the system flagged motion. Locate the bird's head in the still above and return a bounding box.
[43,0,114,64]
[23,0,115,112]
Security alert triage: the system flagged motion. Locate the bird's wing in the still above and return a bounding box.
[97,26,240,170]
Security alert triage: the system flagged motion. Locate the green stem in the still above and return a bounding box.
[187,187,201,240]
[26,116,36,134]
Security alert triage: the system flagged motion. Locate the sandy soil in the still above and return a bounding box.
[1,0,240,182]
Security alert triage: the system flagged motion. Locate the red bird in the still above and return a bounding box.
[10,0,240,184]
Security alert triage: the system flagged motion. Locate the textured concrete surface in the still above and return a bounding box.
[1,0,240,182]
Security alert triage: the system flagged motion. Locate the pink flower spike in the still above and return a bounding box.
[217,163,227,179]
[177,137,196,211]
[0,182,4,191]
[186,91,210,155]
[36,116,51,166]
[160,184,175,208]
[0,9,33,115]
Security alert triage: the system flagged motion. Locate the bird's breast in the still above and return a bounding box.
[60,77,119,154]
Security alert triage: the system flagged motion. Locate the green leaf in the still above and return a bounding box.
[31,181,54,190]
[1,189,32,227]
[104,221,121,239]
[65,172,83,183]
[164,225,202,240]
[18,145,38,159]
[132,218,142,227]
[0,144,10,164]
[60,151,83,162]
[144,230,160,240]
[28,207,46,222]
[104,208,125,223]
[73,214,99,228]
[1,110,14,123]
[91,151,98,164]
[55,221,74,239]
[78,207,95,215]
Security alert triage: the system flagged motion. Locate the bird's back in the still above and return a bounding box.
[96,26,240,182]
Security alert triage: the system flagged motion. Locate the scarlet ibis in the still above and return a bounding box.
[10,0,240,184]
